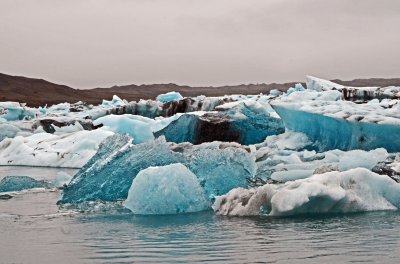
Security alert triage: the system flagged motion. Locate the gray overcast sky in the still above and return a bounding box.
[0,0,399,88]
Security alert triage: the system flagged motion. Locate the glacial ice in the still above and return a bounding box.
[306,76,345,91]
[156,91,184,103]
[2,76,400,216]
[94,114,154,144]
[60,136,256,204]
[0,123,21,142]
[0,176,50,193]
[213,168,400,216]
[101,95,127,108]
[156,99,284,145]
[272,88,400,152]
[124,163,209,215]
[254,131,392,182]
[0,102,35,121]
[0,130,114,167]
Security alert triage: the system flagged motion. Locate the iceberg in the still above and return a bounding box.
[0,129,114,167]
[156,99,284,145]
[94,114,154,144]
[60,136,256,204]
[124,163,209,215]
[0,176,50,193]
[306,76,400,101]
[0,102,36,121]
[306,76,345,91]
[156,91,184,103]
[253,131,391,182]
[0,123,21,142]
[213,168,400,216]
[271,90,400,152]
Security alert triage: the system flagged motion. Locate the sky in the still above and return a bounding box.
[0,0,399,88]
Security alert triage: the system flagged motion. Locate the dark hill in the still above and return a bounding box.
[1,72,400,107]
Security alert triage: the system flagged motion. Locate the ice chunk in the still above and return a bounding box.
[261,131,311,151]
[94,114,154,144]
[60,136,256,204]
[102,95,126,107]
[338,148,388,171]
[0,102,36,121]
[306,76,344,91]
[0,123,21,142]
[156,99,284,145]
[124,163,209,215]
[254,132,392,182]
[269,89,282,97]
[0,130,114,167]
[213,168,400,216]
[271,169,315,182]
[52,172,74,188]
[156,92,183,103]
[0,176,50,192]
[272,101,400,152]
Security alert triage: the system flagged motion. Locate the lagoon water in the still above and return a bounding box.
[1,166,400,264]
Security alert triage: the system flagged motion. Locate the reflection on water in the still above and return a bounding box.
[0,167,400,263]
[77,211,400,263]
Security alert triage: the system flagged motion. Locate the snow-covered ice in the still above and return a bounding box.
[0,130,114,167]
[213,168,400,216]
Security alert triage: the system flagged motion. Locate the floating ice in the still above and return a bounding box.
[156,92,183,103]
[60,136,256,204]
[272,91,400,151]
[124,163,209,215]
[0,123,21,142]
[94,114,154,144]
[254,132,391,182]
[0,176,50,193]
[156,99,284,145]
[213,168,400,216]
[0,102,35,121]
[102,95,126,108]
[0,130,114,167]
[306,76,345,91]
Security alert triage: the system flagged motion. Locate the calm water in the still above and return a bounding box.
[1,166,400,264]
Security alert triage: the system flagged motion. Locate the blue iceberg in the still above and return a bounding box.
[60,136,256,204]
[156,99,284,145]
[0,176,50,193]
[124,163,210,215]
[156,92,184,103]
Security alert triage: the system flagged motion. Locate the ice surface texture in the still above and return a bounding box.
[273,104,400,152]
[0,176,50,192]
[60,136,256,204]
[156,92,184,103]
[124,163,209,214]
[213,168,400,216]
[0,123,21,142]
[0,130,114,167]
[156,100,284,145]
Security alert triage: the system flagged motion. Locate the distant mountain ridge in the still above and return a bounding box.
[1,72,400,107]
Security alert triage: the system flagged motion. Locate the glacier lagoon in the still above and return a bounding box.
[2,76,400,262]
